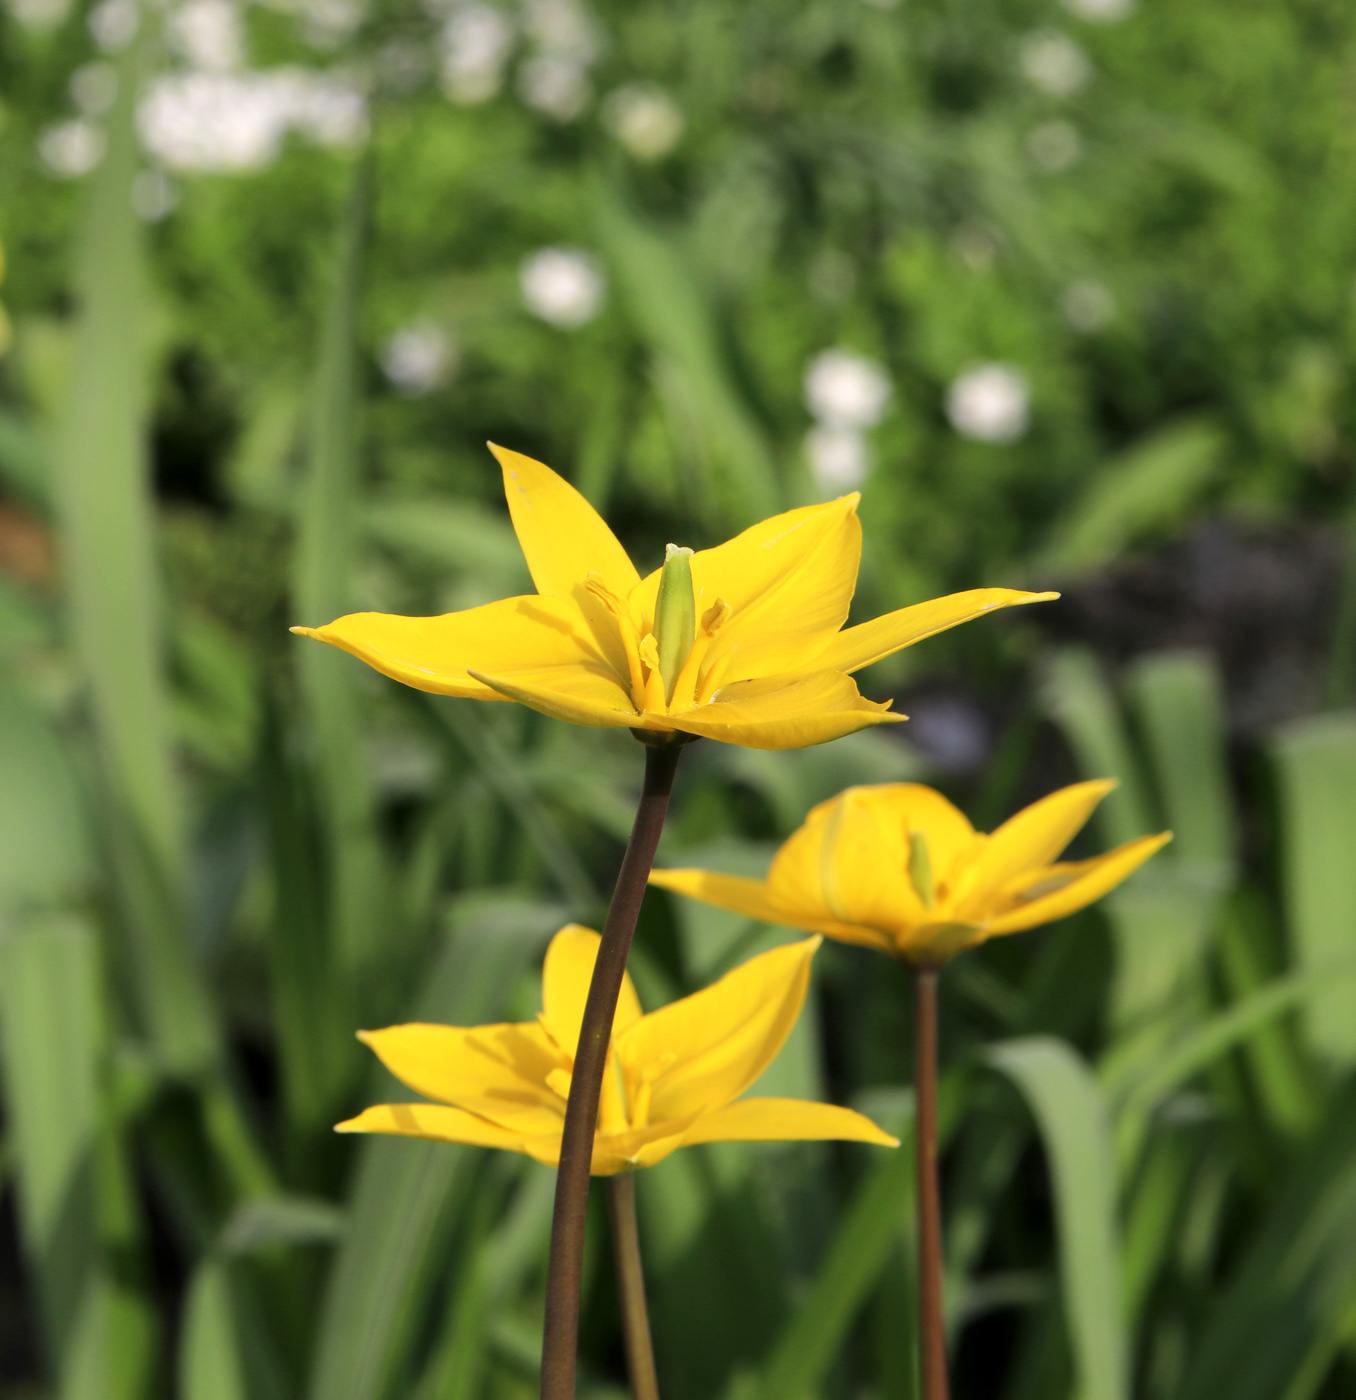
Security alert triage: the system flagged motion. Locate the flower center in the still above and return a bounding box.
[655,544,696,704]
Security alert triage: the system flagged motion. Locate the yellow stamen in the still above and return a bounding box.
[639,633,667,713]
[696,650,732,705]
[586,571,646,712]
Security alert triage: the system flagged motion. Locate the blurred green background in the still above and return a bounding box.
[2,0,1356,1396]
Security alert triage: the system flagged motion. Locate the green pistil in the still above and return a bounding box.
[655,544,695,704]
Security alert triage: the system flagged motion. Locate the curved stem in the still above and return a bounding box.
[915,966,949,1400]
[608,1173,661,1400]
[541,741,682,1400]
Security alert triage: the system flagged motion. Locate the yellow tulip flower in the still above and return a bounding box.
[650,780,1171,965]
[338,924,897,1172]
[294,445,1054,750]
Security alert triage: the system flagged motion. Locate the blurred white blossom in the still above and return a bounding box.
[88,0,138,51]
[1018,31,1091,98]
[170,0,245,71]
[805,426,869,493]
[804,349,892,431]
[517,0,598,120]
[946,364,1030,444]
[381,322,455,395]
[1062,0,1134,22]
[1061,279,1114,332]
[520,247,604,327]
[1026,119,1082,172]
[39,120,106,177]
[517,54,589,120]
[440,4,514,103]
[602,83,683,160]
[138,69,366,174]
[6,0,72,31]
[132,168,179,220]
[70,61,119,115]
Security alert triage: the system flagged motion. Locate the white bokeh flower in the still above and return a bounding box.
[521,0,596,63]
[1061,279,1114,333]
[1062,0,1134,22]
[70,61,119,115]
[519,247,604,328]
[517,54,589,120]
[602,83,683,160]
[137,69,366,174]
[440,3,514,103]
[1026,119,1082,173]
[1018,31,1091,98]
[381,322,455,395]
[39,120,106,177]
[7,0,73,30]
[804,349,892,431]
[946,364,1030,444]
[88,0,138,51]
[805,426,869,493]
[169,0,245,72]
[132,168,179,220]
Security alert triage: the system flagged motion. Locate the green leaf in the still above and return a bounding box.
[1038,418,1224,575]
[752,1100,915,1400]
[305,898,555,1400]
[988,1038,1128,1400]
[180,1260,248,1400]
[219,1196,346,1255]
[1270,712,1356,1066]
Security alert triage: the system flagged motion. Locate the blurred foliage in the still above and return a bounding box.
[1,0,1356,1397]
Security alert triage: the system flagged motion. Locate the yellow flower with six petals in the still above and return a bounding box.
[650,780,1171,965]
[294,446,1055,750]
[338,924,896,1172]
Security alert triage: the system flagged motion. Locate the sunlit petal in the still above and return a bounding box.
[673,671,902,750]
[811,588,1058,675]
[292,596,601,699]
[675,1097,899,1149]
[621,937,820,1122]
[357,1023,565,1133]
[540,925,643,1060]
[469,663,641,728]
[491,443,639,601]
[984,833,1173,935]
[336,1102,533,1153]
[952,779,1116,918]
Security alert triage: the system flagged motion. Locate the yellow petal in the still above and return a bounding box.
[620,937,820,1122]
[983,832,1173,935]
[629,497,863,683]
[490,444,639,601]
[764,785,972,939]
[812,588,1059,674]
[540,925,643,1060]
[468,662,640,728]
[952,780,1116,920]
[292,595,602,698]
[336,1102,533,1153]
[647,868,895,951]
[673,1097,899,1149]
[357,1023,565,1133]
[673,670,902,750]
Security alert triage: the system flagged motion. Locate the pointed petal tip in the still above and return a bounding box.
[290,625,317,637]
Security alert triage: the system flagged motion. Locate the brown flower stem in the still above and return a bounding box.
[607,1172,661,1400]
[541,740,683,1400]
[914,965,949,1400]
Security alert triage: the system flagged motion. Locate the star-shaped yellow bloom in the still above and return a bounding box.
[337,925,897,1173]
[293,445,1055,750]
[650,781,1171,965]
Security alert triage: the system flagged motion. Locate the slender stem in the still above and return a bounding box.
[607,1173,661,1400]
[541,741,682,1400]
[914,966,949,1400]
